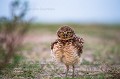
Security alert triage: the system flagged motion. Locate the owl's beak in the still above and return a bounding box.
[64,34,67,38]
[64,32,67,37]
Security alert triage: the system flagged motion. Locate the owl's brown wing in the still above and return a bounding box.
[51,39,58,49]
[73,36,84,57]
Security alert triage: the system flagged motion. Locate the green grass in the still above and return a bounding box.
[0,61,41,79]
[0,60,119,79]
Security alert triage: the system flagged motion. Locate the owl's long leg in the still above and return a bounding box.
[72,65,75,78]
[65,65,69,77]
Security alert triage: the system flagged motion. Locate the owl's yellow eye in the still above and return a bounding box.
[60,32,64,35]
[67,32,71,35]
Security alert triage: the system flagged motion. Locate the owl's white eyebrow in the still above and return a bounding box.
[64,32,67,34]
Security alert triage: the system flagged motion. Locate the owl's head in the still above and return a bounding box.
[57,25,75,40]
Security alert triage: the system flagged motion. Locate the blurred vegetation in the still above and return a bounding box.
[0,0,29,69]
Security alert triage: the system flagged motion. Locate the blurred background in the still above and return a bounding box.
[0,0,120,79]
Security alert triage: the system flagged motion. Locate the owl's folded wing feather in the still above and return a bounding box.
[51,39,58,50]
[74,36,84,57]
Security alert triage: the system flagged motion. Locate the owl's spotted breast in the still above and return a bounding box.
[51,38,82,65]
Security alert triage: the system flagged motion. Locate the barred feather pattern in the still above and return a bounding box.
[51,35,84,65]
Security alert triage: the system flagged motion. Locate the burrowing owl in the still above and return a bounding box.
[51,25,84,77]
